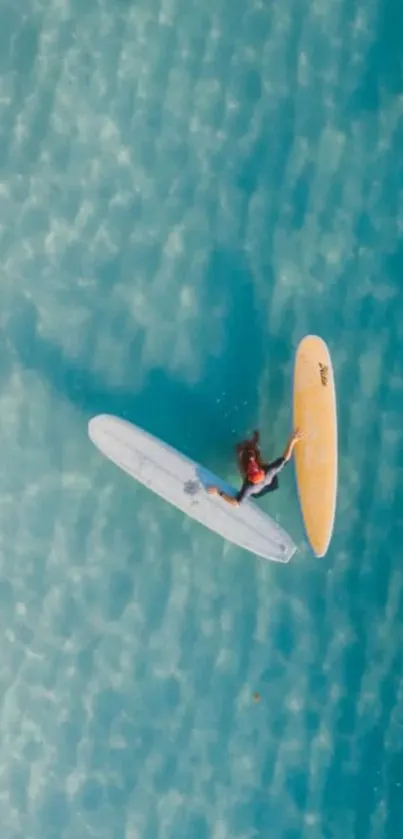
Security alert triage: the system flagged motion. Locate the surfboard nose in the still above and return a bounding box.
[88,414,117,449]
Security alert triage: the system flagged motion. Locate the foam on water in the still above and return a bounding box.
[1,0,403,837]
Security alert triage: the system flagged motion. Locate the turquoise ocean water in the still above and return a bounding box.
[1,1,403,836]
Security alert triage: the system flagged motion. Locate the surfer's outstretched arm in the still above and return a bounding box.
[282,428,302,462]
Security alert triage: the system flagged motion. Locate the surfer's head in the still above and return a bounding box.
[246,454,265,484]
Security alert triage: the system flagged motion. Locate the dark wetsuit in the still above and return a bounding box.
[236,457,286,503]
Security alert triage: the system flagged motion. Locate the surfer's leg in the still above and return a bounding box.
[236,479,255,503]
[207,486,239,506]
[207,476,256,505]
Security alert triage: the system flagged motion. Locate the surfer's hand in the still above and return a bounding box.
[207,486,219,495]
[283,428,303,461]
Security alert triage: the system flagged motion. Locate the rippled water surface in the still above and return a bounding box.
[1,1,403,837]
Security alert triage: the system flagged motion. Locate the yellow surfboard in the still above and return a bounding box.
[293,335,338,557]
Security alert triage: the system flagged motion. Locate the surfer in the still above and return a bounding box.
[207,428,302,506]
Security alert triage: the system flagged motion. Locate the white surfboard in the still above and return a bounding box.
[88,414,297,563]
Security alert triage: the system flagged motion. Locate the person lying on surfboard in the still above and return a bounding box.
[207,428,302,506]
